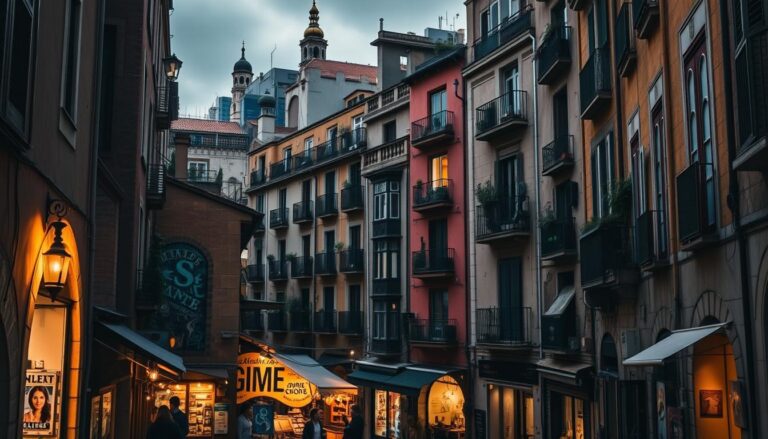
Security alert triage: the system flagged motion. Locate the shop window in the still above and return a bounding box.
[155,382,214,437]
[375,390,402,438]
[549,392,588,439]
[428,376,465,433]
[488,385,534,439]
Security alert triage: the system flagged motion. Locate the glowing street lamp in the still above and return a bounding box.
[42,220,71,301]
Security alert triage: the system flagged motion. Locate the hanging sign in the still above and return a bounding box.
[236,353,315,407]
[252,403,274,435]
[159,242,208,351]
[23,370,59,436]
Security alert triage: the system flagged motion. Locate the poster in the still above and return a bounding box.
[100,389,113,439]
[656,382,667,439]
[236,353,315,406]
[158,242,209,351]
[214,403,229,435]
[252,403,274,435]
[23,370,58,436]
[89,396,101,438]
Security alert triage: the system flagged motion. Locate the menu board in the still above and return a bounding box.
[188,383,214,437]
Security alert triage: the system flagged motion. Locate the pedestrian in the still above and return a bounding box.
[238,402,254,439]
[169,396,189,437]
[147,405,183,439]
[302,407,326,439]
[342,404,363,439]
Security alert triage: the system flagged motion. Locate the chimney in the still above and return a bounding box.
[174,133,190,179]
[257,111,275,143]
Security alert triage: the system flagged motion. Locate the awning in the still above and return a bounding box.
[544,287,575,316]
[348,365,447,395]
[623,322,728,366]
[275,354,357,395]
[536,358,592,382]
[186,367,230,380]
[318,354,353,367]
[97,322,186,375]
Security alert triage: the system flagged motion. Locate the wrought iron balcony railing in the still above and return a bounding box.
[476,197,530,241]
[270,158,292,180]
[314,310,338,333]
[293,200,313,224]
[413,179,453,211]
[316,193,338,217]
[339,249,364,273]
[268,259,289,281]
[292,150,314,171]
[476,307,532,345]
[269,208,289,229]
[408,319,458,344]
[411,110,455,147]
[290,256,313,278]
[412,248,455,277]
[289,310,312,332]
[473,7,533,62]
[579,45,612,119]
[341,185,364,211]
[476,91,528,139]
[246,264,265,283]
[315,252,337,276]
[537,26,572,84]
[249,169,266,188]
[542,136,575,176]
[338,311,364,335]
[540,217,578,260]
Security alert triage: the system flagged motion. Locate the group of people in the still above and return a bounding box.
[147,396,190,439]
[237,403,364,439]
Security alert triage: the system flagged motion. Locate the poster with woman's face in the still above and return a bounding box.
[23,371,58,436]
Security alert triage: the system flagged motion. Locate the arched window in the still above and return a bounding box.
[239,76,244,85]
[246,77,250,85]
[304,47,308,59]
[288,96,299,127]
[686,69,698,161]
[600,334,619,375]
[313,47,319,58]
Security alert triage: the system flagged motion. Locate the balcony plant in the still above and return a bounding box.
[286,252,298,262]
[266,254,275,262]
[476,180,500,231]
[581,179,633,233]
[335,242,345,252]
[342,179,352,189]
[539,204,556,227]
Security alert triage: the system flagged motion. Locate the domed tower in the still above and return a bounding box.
[300,1,327,65]
[231,41,253,122]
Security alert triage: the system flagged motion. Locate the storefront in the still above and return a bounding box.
[476,360,538,439]
[237,341,358,438]
[537,358,593,439]
[154,381,218,436]
[349,363,467,439]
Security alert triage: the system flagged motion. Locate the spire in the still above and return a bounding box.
[241,40,246,59]
[304,0,324,38]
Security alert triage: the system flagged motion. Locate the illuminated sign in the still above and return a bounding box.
[159,242,208,351]
[236,353,315,407]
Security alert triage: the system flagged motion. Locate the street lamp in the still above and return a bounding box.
[163,53,183,81]
[42,220,71,301]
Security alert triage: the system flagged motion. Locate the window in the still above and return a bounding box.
[374,181,400,220]
[488,1,500,32]
[373,301,400,341]
[628,114,646,216]
[283,147,291,171]
[6,0,35,132]
[586,0,608,53]
[383,120,397,143]
[591,132,614,218]
[399,55,408,72]
[502,65,521,116]
[62,0,82,119]
[651,102,668,254]
[429,154,448,183]
[374,240,400,280]
[327,126,337,141]
[429,89,447,116]
[304,136,313,152]
[352,115,364,130]
[429,289,448,322]
[188,161,208,180]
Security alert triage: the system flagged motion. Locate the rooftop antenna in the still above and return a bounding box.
[438,15,443,30]
[270,44,277,71]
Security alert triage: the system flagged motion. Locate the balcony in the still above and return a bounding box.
[314,310,338,333]
[676,162,717,249]
[146,164,166,209]
[473,7,533,62]
[339,311,364,335]
[340,127,368,152]
[567,0,588,10]
[633,0,659,39]
[579,223,638,295]
[372,278,401,297]
[542,136,575,176]
[341,185,365,212]
[476,91,528,142]
[156,83,179,129]
[635,210,669,270]
[615,3,637,78]
[537,26,572,85]
[540,217,578,262]
[292,200,313,224]
[241,310,264,333]
[292,150,314,172]
[371,338,402,356]
[249,169,266,189]
[289,310,312,332]
[269,158,292,180]
[366,85,409,121]
[362,137,409,176]
[339,249,365,274]
[476,197,530,244]
[408,319,458,345]
[412,248,455,279]
[411,110,455,150]
[413,179,454,213]
[267,311,288,332]
[372,219,401,239]
[246,264,265,283]
[315,138,339,163]
[290,256,313,279]
[476,307,532,346]
[269,208,289,230]
[315,252,337,276]
[316,193,338,218]
[579,46,612,120]
[268,259,289,281]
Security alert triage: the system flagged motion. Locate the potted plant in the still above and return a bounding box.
[335,242,345,252]
[476,181,499,232]
[539,204,557,227]
[286,252,298,262]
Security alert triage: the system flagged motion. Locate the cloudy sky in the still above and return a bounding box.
[170,0,466,117]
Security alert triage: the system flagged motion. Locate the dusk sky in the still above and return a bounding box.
[170,0,466,118]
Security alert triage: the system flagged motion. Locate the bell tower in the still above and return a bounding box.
[231,41,253,122]
[300,1,328,65]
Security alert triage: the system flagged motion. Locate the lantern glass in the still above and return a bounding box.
[163,54,182,81]
[42,251,71,291]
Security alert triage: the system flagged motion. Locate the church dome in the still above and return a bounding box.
[258,93,276,108]
[303,1,324,39]
[233,45,252,73]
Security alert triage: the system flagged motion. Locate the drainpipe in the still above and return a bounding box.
[717,1,758,435]
[313,174,319,355]
[527,33,543,362]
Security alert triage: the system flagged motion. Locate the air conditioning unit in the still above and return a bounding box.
[621,329,642,359]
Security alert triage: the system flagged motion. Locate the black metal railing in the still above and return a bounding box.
[292,150,314,171]
[540,217,578,258]
[269,208,289,229]
[412,248,455,275]
[542,136,575,174]
[241,310,264,332]
[268,259,289,281]
[250,169,266,188]
[635,210,668,265]
[372,278,401,296]
[476,197,530,239]
[413,179,453,208]
[615,2,636,72]
[476,90,528,135]
[579,45,612,117]
[580,223,634,286]
[473,7,533,62]
[340,127,367,152]
[372,219,401,238]
[290,256,313,278]
[409,319,458,343]
[246,264,265,283]
[315,252,337,275]
[537,26,572,84]
[676,162,716,243]
[146,164,166,207]
[315,138,339,163]
[632,0,657,34]
[411,110,455,144]
[293,200,313,223]
[339,249,365,273]
[316,193,338,217]
[341,185,364,211]
[338,311,364,334]
[289,310,312,332]
[270,158,292,180]
[268,311,288,331]
[314,310,338,333]
[187,169,219,184]
[476,307,532,344]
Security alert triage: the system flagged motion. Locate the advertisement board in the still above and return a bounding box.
[236,353,315,407]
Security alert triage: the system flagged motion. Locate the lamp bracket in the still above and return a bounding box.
[46,197,69,223]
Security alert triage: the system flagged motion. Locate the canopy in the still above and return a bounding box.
[348,365,447,395]
[544,287,575,316]
[623,322,728,366]
[98,322,186,375]
[275,354,357,395]
[536,358,592,381]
